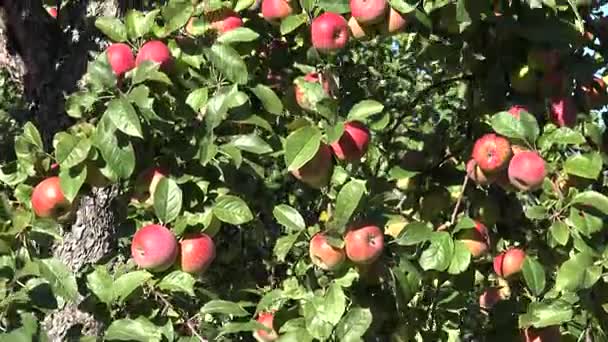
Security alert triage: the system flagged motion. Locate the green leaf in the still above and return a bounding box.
[571,191,608,215]
[157,271,196,296]
[112,270,153,303]
[38,258,78,302]
[326,122,344,144]
[518,300,573,329]
[235,0,255,11]
[273,204,306,232]
[549,221,569,246]
[206,44,248,84]
[154,177,183,224]
[21,122,43,150]
[274,233,301,262]
[317,0,350,13]
[538,127,585,150]
[200,300,250,317]
[161,0,194,34]
[525,205,547,220]
[347,100,384,121]
[335,307,373,342]
[213,195,254,225]
[330,179,366,233]
[232,134,273,154]
[105,96,143,138]
[217,27,260,44]
[66,91,97,118]
[105,317,163,341]
[186,87,208,112]
[284,126,322,171]
[419,232,454,272]
[322,284,346,325]
[522,256,546,296]
[54,133,92,168]
[389,0,418,13]
[393,222,433,246]
[128,60,172,85]
[58,164,87,202]
[217,321,268,338]
[95,17,127,41]
[303,297,333,340]
[125,9,159,39]
[280,14,307,35]
[93,116,136,180]
[555,252,599,292]
[87,53,117,90]
[251,84,283,115]
[490,111,539,143]
[567,207,603,237]
[447,241,471,274]
[564,152,602,180]
[86,265,114,305]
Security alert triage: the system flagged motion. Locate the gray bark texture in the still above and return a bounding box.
[0,1,133,341]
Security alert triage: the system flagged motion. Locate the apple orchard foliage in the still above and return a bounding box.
[2,0,608,341]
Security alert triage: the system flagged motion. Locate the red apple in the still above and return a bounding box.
[347,16,377,40]
[133,166,169,204]
[311,12,349,54]
[493,248,525,278]
[205,9,243,33]
[261,0,295,22]
[507,104,531,119]
[495,169,517,193]
[331,121,370,162]
[479,287,503,310]
[549,96,577,128]
[527,48,560,73]
[344,224,384,264]
[253,312,278,342]
[379,8,408,35]
[471,133,512,174]
[466,159,495,185]
[456,220,490,258]
[135,40,173,69]
[31,177,71,218]
[291,143,334,189]
[131,224,178,272]
[294,72,331,110]
[508,151,547,192]
[106,43,135,77]
[179,233,216,274]
[48,7,58,18]
[522,326,562,342]
[309,233,346,270]
[510,144,527,156]
[350,0,388,25]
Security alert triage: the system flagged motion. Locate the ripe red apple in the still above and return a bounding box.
[479,287,503,310]
[131,224,178,272]
[48,7,58,18]
[350,0,388,25]
[527,48,560,72]
[522,326,562,342]
[309,233,346,270]
[507,104,531,119]
[344,224,384,264]
[508,151,547,192]
[471,133,512,174]
[311,12,349,54]
[493,247,525,278]
[261,0,295,22]
[347,16,377,40]
[179,233,216,274]
[457,220,490,258]
[510,65,538,94]
[133,166,169,204]
[106,43,135,77]
[549,96,577,128]
[31,176,71,218]
[253,312,278,342]
[379,8,408,35]
[135,40,173,69]
[294,72,331,110]
[331,121,370,162]
[205,9,243,33]
[291,143,334,189]
[466,159,495,185]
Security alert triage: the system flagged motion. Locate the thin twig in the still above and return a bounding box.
[450,171,470,225]
[156,291,206,342]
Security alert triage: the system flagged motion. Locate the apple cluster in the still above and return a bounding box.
[348,0,409,40]
[105,40,173,79]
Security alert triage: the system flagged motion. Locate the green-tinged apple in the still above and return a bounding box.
[456,220,490,258]
[378,8,408,35]
[261,0,295,22]
[179,233,216,275]
[510,65,538,95]
[135,40,173,69]
[294,72,331,110]
[290,143,334,189]
[344,224,384,264]
[331,121,370,161]
[31,176,72,218]
[511,144,527,156]
[522,326,562,342]
[467,159,495,185]
[131,224,178,272]
[311,12,349,54]
[309,233,346,270]
[347,16,377,40]
[253,312,278,342]
[106,43,135,77]
[493,247,525,278]
[133,166,168,204]
[472,133,512,174]
[350,0,388,25]
[508,151,547,192]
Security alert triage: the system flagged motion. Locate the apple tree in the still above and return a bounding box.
[0,0,607,341]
